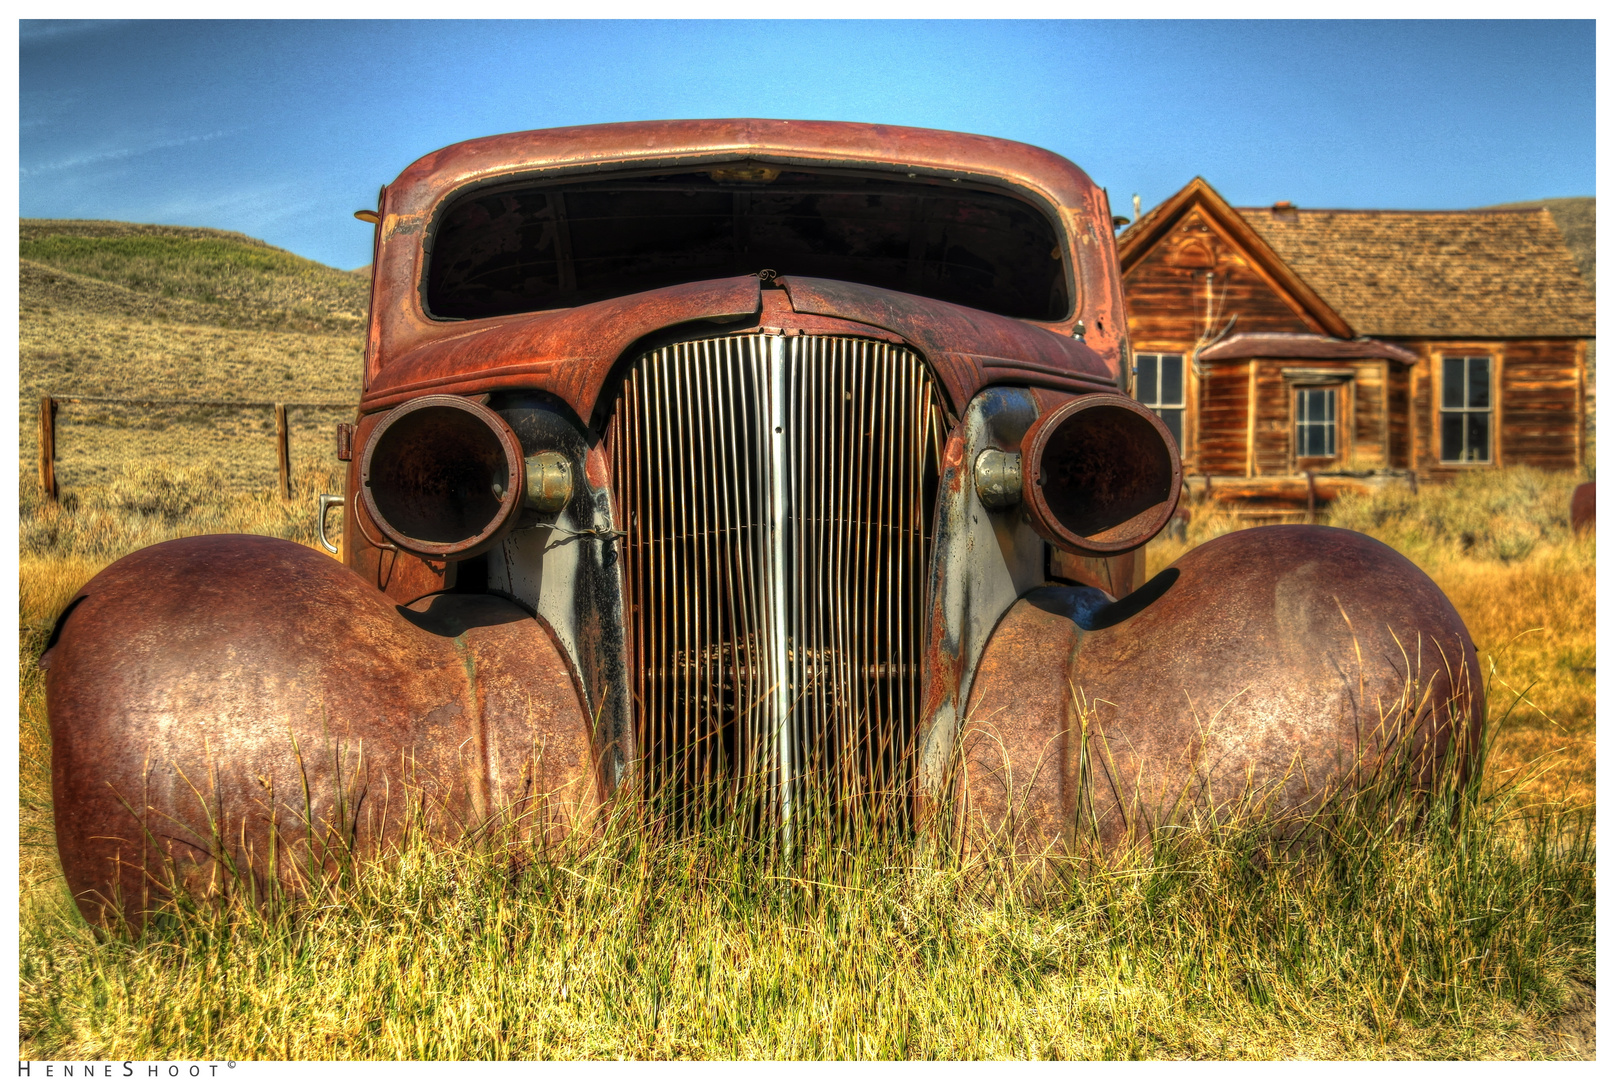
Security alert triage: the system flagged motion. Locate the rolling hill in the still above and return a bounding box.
[1481,196,1595,295]
[19,220,367,492]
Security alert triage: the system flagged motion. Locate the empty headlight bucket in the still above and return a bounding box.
[1020,394,1182,557]
[359,394,527,560]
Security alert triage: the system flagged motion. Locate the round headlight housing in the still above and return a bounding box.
[359,394,527,560]
[1020,394,1181,557]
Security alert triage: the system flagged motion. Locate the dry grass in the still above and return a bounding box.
[20,307,362,403]
[12,799,1595,1060]
[20,220,370,332]
[15,464,1596,1060]
[12,225,1594,1059]
[19,219,363,497]
[19,461,344,559]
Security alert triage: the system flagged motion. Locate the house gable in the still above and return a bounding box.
[1118,178,1354,344]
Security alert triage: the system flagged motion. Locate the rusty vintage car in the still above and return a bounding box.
[43,120,1481,924]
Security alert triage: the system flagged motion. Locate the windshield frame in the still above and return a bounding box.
[416,157,1077,325]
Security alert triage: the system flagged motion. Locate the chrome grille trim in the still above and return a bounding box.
[608,334,946,829]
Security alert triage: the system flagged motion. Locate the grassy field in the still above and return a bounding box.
[19,220,364,495]
[13,222,1595,1059]
[15,466,1596,1060]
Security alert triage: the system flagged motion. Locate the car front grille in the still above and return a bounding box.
[606,333,947,831]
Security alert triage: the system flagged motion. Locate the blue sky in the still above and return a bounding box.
[19,19,1596,271]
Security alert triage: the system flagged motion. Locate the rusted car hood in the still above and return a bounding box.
[364,119,1131,401]
[361,275,1118,421]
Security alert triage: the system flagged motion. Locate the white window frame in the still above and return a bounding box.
[1134,352,1185,449]
[1293,386,1338,461]
[1439,354,1494,464]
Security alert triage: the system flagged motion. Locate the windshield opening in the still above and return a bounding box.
[425,166,1070,321]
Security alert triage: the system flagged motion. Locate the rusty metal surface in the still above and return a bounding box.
[912,388,1049,814]
[360,271,1122,434]
[362,276,764,420]
[959,525,1482,852]
[605,333,945,825]
[43,535,597,927]
[367,120,1124,373]
[1047,549,1145,599]
[360,394,527,560]
[1571,481,1594,534]
[956,589,1084,852]
[344,410,458,605]
[1020,394,1183,556]
[483,395,636,798]
[356,121,1130,426]
[779,277,1118,410]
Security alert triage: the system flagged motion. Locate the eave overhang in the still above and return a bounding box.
[1116,177,1356,341]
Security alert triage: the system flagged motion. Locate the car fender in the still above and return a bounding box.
[43,534,600,928]
[958,525,1483,853]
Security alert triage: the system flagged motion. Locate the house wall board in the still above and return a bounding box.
[1387,364,1411,469]
[1500,340,1582,469]
[1197,361,1251,474]
[1121,209,1317,348]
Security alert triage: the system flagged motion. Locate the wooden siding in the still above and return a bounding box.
[1122,208,1320,348]
[1205,357,1394,476]
[1499,340,1582,469]
[1353,364,1385,467]
[1253,361,1290,474]
[1117,185,1588,481]
[1387,364,1410,469]
[1387,338,1582,478]
[1197,361,1251,474]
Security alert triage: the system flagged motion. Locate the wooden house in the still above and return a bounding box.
[1115,178,1594,510]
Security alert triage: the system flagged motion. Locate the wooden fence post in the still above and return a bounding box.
[38,395,57,502]
[274,403,291,500]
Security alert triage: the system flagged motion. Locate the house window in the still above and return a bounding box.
[1294,387,1337,459]
[1135,353,1184,448]
[1440,356,1492,463]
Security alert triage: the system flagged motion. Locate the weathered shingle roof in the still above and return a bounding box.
[1238,206,1594,338]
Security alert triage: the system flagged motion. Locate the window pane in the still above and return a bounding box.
[1323,416,1336,456]
[1443,357,1465,409]
[1323,389,1335,422]
[1160,355,1183,406]
[1160,407,1182,449]
[1136,355,1157,407]
[1441,413,1464,461]
[1466,413,1489,462]
[1468,356,1491,408]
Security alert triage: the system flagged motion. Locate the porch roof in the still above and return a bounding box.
[1196,332,1419,364]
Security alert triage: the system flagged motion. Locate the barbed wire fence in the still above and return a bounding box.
[30,395,355,501]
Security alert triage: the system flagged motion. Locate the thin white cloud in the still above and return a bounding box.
[20,129,236,179]
[129,182,315,238]
[19,20,131,46]
[21,88,89,130]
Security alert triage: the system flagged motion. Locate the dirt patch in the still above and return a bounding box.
[1545,980,1596,1059]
